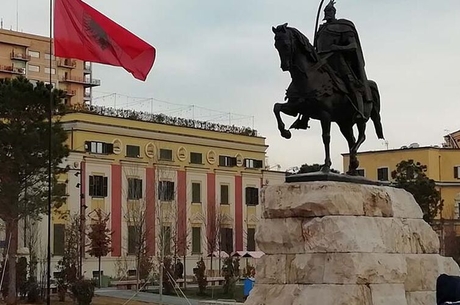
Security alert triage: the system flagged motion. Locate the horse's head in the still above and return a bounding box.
[272,23,318,72]
[272,23,293,71]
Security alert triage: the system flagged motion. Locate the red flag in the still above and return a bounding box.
[54,0,155,81]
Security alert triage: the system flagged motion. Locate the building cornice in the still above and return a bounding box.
[64,121,267,154]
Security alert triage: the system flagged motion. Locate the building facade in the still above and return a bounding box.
[342,145,460,257]
[0,28,100,105]
[46,107,284,278]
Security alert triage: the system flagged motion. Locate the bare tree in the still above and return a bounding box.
[122,165,154,292]
[155,164,178,298]
[55,214,80,302]
[205,211,225,277]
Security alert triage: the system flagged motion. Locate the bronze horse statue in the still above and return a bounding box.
[272,23,384,175]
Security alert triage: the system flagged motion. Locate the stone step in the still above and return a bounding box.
[256,216,439,254]
[262,182,423,219]
[244,283,408,305]
[254,253,459,290]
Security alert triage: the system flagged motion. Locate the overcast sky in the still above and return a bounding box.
[2,0,460,172]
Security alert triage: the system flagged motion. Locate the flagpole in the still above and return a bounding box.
[47,0,53,304]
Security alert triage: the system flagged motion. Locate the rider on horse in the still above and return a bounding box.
[316,0,372,120]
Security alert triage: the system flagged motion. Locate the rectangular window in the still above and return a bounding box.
[190,152,203,164]
[53,224,65,256]
[28,50,40,58]
[85,141,114,154]
[356,169,365,177]
[219,155,237,167]
[162,226,171,255]
[245,187,259,206]
[220,184,229,205]
[247,228,256,251]
[127,178,143,200]
[454,166,460,179]
[126,145,140,158]
[377,168,389,181]
[192,227,201,254]
[192,182,201,203]
[127,225,137,255]
[244,159,264,169]
[44,53,55,60]
[159,149,173,161]
[158,181,175,201]
[220,228,233,254]
[28,65,40,72]
[89,175,108,197]
[45,67,56,75]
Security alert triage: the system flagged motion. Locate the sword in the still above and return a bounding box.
[313,0,326,48]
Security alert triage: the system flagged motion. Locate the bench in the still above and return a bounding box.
[207,277,225,286]
[175,278,194,288]
[112,280,145,290]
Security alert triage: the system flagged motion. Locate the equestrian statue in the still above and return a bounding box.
[272,0,384,176]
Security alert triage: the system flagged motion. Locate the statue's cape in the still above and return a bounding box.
[318,19,370,95]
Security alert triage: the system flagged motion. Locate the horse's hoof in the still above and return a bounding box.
[281,130,292,139]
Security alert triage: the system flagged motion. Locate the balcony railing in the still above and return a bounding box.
[0,65,25,75]
[58,59,77,69]
[61,76,101,87]
[10,52,31,61]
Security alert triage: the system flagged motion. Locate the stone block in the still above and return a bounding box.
[370,284,407,305]
[245,284,372,305]
[322,253,407,284]
[244,284,302,305]
[256,218,305,254]
[405,254,460,292]
[406,291,436,305]
[255,254,288,284]
[302,216,439,254]
[262,182,423,219]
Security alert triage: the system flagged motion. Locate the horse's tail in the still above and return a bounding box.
[369,80,384,139]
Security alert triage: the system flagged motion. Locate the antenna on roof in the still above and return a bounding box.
[16,0,19,31]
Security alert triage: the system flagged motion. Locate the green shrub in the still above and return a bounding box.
[71,279,95,305]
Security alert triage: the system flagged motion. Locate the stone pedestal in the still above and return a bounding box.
[245,182,460,305]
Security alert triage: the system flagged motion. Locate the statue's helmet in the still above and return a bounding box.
[323,0,336,20]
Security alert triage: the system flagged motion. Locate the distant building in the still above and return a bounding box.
[1,28,285,279]
[342,140,460,258]
[0,28,100,105]
[48,106,285,277]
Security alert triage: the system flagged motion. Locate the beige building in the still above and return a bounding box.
[0,28,100,105]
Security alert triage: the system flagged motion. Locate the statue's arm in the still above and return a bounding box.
[331,33,357,52]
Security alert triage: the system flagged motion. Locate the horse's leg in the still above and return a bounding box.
[320,116,332,173]
[273,103,292,139]
[339,122,359,175]
[352,120,367,153]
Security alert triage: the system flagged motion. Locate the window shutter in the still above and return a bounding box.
[103,177,108,197]
[219,156,225,166]
[245,187,250,204]
[53,224,65,255]
[138,179,143,199]
[230,157,237,167]
[455,167,459,179]
[89,176,94,196]
[253,188,259,205]
[106,143,114,154]
[255,160,263,168]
